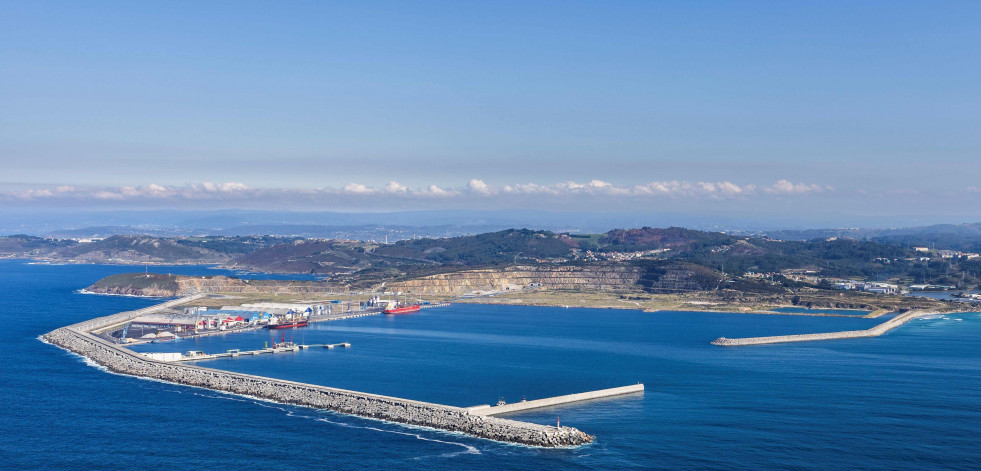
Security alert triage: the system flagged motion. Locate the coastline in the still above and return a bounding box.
[453,294,909,318]
[76,288,173,299]
[77,284,946,319]
[20,256,966,317]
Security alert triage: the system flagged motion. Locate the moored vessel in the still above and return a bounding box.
[264,320,308,329]
[383,303,421,315]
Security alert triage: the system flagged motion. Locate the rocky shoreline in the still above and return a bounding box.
[41,300,593,448]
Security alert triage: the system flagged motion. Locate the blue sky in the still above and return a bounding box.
[2,1,979,225]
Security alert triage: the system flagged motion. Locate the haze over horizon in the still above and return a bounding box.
[3,1,980,227]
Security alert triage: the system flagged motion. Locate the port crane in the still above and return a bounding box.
[119,316,132,343]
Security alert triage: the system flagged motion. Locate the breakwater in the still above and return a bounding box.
[42,298,594,447]
[468,384,645,416]
[712,310,938,346]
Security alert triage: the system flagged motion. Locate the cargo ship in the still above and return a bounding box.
[383,303,421,315]
[264,320,308,329]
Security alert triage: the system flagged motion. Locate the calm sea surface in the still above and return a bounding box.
[3,260,980,470]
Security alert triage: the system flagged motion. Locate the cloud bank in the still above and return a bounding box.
[1,179,835,205]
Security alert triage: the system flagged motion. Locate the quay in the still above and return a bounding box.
[119,308,383,346]
[467,384,645,416]
[712,310,939,346]
[147,342,352,362]
[309,309,382,323]
[42,296,598,447]
[420,302,451,309]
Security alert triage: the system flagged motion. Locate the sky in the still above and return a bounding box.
[2,1,980,227]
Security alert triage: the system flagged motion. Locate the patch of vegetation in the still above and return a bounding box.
[90,273,180,292]
[177,235,297,254]
[373,229,576,265]
[599,227,734,253]
[59,235,209,260]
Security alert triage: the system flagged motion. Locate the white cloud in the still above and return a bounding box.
[384,181,409,193]
[631,180,759,197]
[93,190,125,200]
[968,186,980,193]
[197,182,250,193]
[342,183,375,194]
[0,179,835,207]
[419,185,455,197]
[764,179,830,195]
[467,179,495,195]
[503,183,554,194]
[15,189,55,199]
[634,181,686,195]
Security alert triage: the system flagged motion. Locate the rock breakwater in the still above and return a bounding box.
[42,300,593,447]
[712,310,937,346]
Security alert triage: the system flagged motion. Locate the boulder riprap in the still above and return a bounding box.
[43,326,593,447]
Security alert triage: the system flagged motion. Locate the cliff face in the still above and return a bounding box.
[385,264,644,295]
[385,261,725,296]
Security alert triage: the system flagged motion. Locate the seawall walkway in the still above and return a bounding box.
[467,384,645,416]
[712,310,940,347]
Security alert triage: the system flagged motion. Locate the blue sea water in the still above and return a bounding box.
[3,259,981,470]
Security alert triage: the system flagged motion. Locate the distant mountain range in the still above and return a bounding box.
[4,226,980,291]
[0,209,809,238]
[757,222,981,252]
[3,209,976,256]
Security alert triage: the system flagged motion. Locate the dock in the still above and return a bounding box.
[419,302,451,309]
[308,310,383,323]
[145,342,351,362]
[466,384,645,416]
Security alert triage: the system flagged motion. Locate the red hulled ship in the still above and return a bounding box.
[383,303,421,315]
[264,320,308,329]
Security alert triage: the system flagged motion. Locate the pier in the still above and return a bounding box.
[420,302,451,309]
[467,384,645,416]
[146,342,352,362]
[42,296,597,447]
[712,310,938,346]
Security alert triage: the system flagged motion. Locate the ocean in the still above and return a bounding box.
[3,259,980,470]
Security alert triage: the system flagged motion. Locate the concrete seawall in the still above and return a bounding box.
[712,310,940,347]
[42,297,594,447]
[468,384,645,416]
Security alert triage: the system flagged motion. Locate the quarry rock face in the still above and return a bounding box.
[387,264,644,295]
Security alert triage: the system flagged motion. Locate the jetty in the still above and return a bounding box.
[467,384,645,416]
[40,295,639,447]
[712,310,939,346]
[145,342,352,362]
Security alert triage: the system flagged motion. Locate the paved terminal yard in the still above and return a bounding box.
[106,306,385,345]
